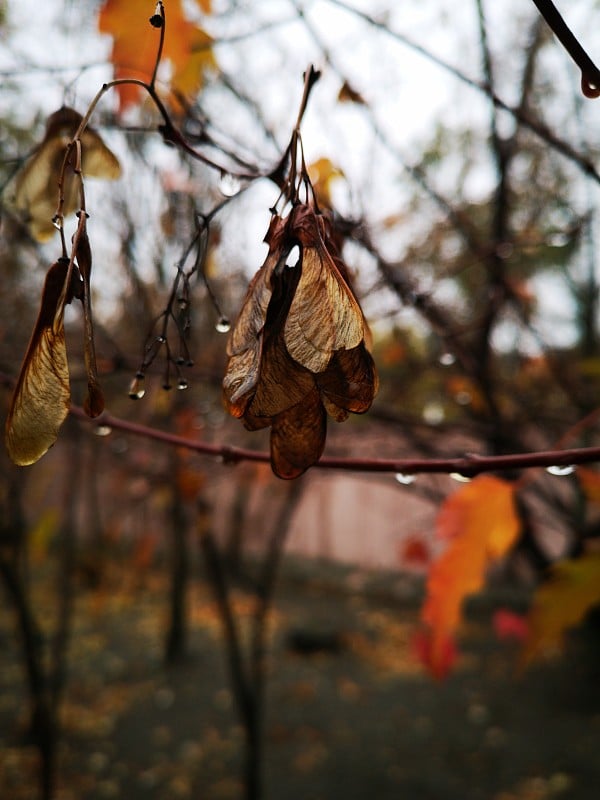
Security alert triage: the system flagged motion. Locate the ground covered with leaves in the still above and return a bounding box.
[1,560,599,800]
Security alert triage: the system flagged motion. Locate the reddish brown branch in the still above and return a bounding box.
[530,0,600,96]
[69,404,600,477]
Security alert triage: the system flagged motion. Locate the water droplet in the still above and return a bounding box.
[177,296,189,310]
[163,383,172,391]
[175,356,186,366]
[128,375,146,400]
[218,173,241,197]
[395,472,416,486]
[177,378,188,391]
[450,472,472,483]
[94,425,112,437]
[546,464,575,477]
[215,317,231,333]
[439,352,456,366]
[156,335,166,344]
[52,215,62,230]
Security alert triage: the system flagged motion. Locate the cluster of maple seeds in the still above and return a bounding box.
[223,204,378,478]
[3,88,378,480]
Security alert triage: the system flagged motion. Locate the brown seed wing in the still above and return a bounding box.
[249,332,315,418]
[80,129,122,180]
[270,388,326,479]
[5,260,72,465]
[316,344,379,418]
[284,245,364,373]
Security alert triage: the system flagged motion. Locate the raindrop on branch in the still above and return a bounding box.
[395,472,416,486]
[439,352,456,366]
[450,472,472,483]
[215,317,231,333]
[546,464,575,477]
[177,378,189,391]
[128,373,146,400]
[93,425,112,437]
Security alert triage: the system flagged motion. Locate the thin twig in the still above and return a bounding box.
[530,0,600,96]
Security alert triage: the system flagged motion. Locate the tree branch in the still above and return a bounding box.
[68,403,600,478]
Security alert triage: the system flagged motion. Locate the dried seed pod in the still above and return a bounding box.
[223,203,378,479]
[2,106,121,241]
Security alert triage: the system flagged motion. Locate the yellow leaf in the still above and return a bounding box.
[29,508,60,562]
[98,0,217,110]
[420,476,520,676]
[522,552,600,665]
[172,26,217,98]
[307,158,344,209]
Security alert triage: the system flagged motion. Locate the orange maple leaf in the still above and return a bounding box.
[98,0,216,111]
[419,475,521,677]
[577,466,600,505]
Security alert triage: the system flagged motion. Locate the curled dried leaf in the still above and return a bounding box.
[6,259,74,465]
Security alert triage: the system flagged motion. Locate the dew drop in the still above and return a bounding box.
[450,472,472,483]
[546,464,575,477]
[216,317,231,333]
[218,173,241,197]
[177,378,188,391]
[52,216,62,230]
[395,472,416,486]
[177,296,189,310]
[439,352,456,366]
[156,335,166,344]
[94,425,112,437]
[175,356,186,366]
[128,374,146,400]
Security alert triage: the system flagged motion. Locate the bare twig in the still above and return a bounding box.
[530,0,600,96]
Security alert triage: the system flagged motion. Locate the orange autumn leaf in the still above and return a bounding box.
[98,0,216,111]
[419,476,521,677]
[576,466,600,505]
[399,535,431,568]
[522,552,600,665]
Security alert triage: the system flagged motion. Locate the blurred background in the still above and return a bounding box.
[1,1,600,798]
